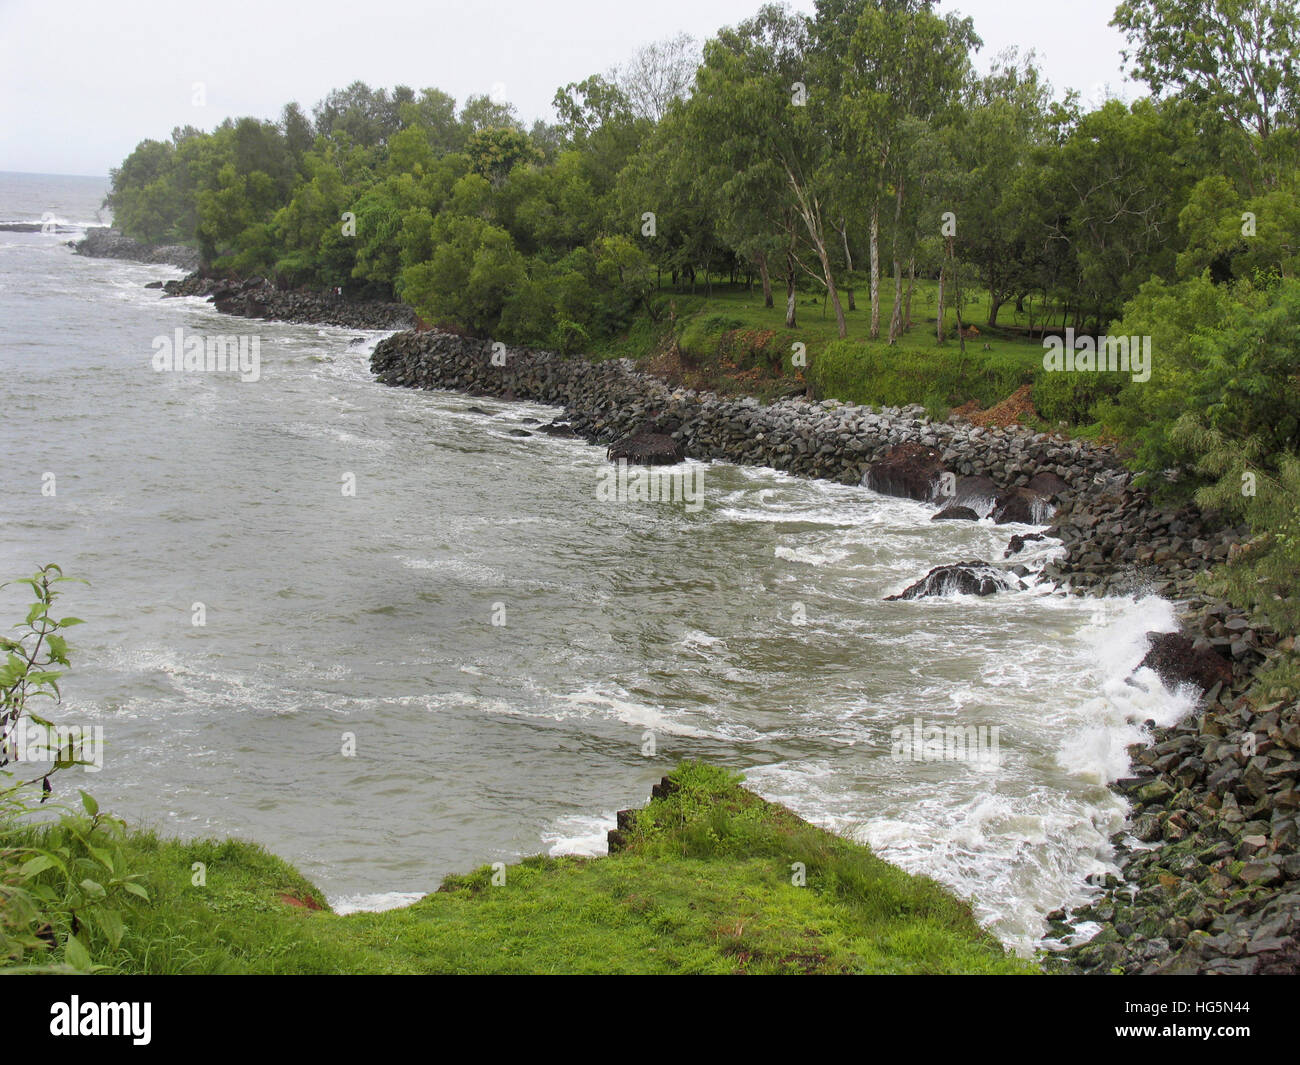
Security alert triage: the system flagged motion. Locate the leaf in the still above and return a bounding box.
[79,790,99,816]
[97,908,124,949]
[122,880,150,901]
[79,878,107,898]
[19,854,57,877]
[63,933,92,971]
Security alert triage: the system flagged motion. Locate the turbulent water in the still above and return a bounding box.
[0,173,1196,953]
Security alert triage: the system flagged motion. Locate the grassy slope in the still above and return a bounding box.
[77,764,1033,974]
[586,280,1060,419]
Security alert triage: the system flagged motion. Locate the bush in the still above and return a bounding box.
[1032,371,1123,425]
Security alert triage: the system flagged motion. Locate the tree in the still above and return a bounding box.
[1113,0,1300,183]
[617,32,700,121]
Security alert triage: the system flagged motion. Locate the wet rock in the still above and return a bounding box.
[991,486,1053,525]
[932,505,980,521]
[865,442,946,502]
[607,431,684,466]
[885,561,1025,601]
[74,227,200,270]
[1140,632,1234,693]
[1004,532,1047,557]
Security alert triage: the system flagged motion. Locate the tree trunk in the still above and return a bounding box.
[988,295,1003,328]
[869,203,881,340]
[784,250,797,328]
[904,255,915,331]
[936,260,946,343]
[887,181,904,343]
[839,220,856,312]
[817,240,847,338]
[757,250,773,308]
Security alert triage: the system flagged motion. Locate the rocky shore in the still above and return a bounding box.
[71,226,200,270]
[369,328,1297,974]
[160,272,416,331]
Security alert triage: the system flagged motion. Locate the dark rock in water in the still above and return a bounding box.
[507,428,532,437]
[520,417,540,425]
[1004,532,1047,557]
[949,474,999,515]
[932,505,980,521]
[886,561,1025,600]
[144,280,164,289]
[1140,631,1233,692]
[73,227,200,270]
[607,430,684,466]
[539,422,580,438]
[992,485,1053,525]
[866,442,946,501]
[465,406,490,415]
[160,271,415,329]
[1027,471,1070,499]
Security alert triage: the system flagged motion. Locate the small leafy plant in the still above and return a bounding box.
[0,564,149,971]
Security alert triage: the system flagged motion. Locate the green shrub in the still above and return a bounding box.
[1032,371,1123,425]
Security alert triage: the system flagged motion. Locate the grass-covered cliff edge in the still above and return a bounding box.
[3,763,1033,975]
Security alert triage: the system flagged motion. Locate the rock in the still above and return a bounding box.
[885,561,1025,601]
[1027,471,1070,499]
[607,431,684,466]
[932,505,979,521]
[950,475,1000,514]
[73,227,200,270]
[991,486,1053,525]
[865,442,946,502]
[1004,532,1047,557]
[1140,632,1234,693]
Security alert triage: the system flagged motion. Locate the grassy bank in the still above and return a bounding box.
[8,764,1035,974]
[584,282,1094,426]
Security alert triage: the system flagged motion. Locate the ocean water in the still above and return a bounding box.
[0,172,1193,952]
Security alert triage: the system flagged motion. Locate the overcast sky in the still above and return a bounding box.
[0,0,1135,177]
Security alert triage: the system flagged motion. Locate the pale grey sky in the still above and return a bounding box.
[0,0,1134,176]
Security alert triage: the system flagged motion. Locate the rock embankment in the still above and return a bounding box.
[162,273,416,330]
[72,227,200,270]
[370,330,1120,505]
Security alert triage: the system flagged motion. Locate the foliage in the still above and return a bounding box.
[0,566,149,971]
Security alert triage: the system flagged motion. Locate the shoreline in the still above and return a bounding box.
[368,328,1296,973]
[69,242,1300,972]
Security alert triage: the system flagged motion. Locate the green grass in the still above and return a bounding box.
[585,281,1074,419]
[12,764,1037,974]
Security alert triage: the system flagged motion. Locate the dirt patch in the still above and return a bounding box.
[279,891,324,911]
[959,384,1037,428]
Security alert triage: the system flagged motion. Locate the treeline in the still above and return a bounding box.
[108,0,1300,657]
[108,1,1300,352]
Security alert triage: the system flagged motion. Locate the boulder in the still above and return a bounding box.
[607,430,684,466]
[932,505,980,521]
[950,474,1000,515]
[865,442,946,502]
[1027,471,1070,499]
[1004,532,1047,557]
[885,561,1025,601]
[1139,631,1234,692]
[992,486,1053,525]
